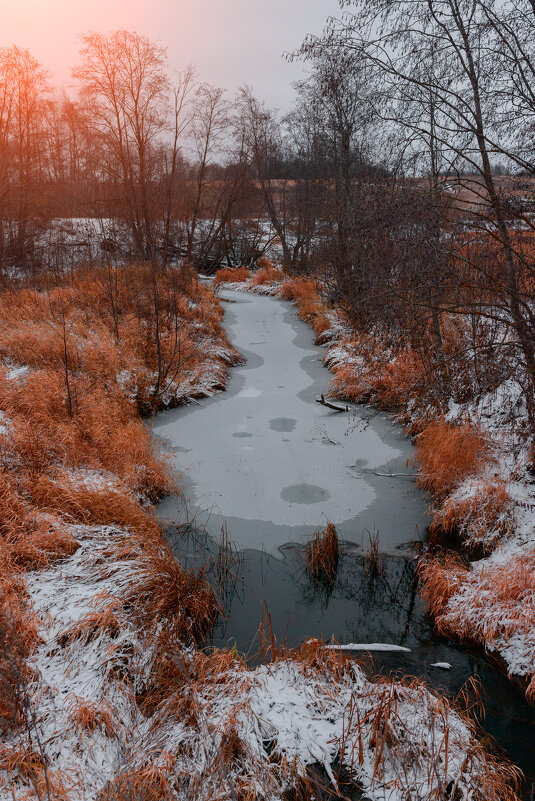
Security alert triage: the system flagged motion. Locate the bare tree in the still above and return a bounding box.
[298,0,535,427]
[73,30,169,261]
[0,46,51,277]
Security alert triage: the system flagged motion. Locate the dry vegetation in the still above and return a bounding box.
[305,522,339,583]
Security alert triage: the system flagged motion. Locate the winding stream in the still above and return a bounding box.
[154,289,535,793]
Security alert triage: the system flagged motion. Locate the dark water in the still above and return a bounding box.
[168,525,535,795]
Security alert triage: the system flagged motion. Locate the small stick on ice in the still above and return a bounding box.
[316,394,349,412]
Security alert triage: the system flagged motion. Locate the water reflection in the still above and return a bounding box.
[167,525,535,796]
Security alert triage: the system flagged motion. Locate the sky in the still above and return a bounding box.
[0,0,342,110]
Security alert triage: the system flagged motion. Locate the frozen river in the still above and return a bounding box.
[154,288,429,553]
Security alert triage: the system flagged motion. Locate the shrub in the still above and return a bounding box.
[250,260,283,285]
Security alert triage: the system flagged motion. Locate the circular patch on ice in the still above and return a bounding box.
[237,388,262,398]
[280,484,331,505]
[269,417,297,432]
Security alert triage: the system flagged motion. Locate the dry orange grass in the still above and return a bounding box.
[421,550,535,699]
[373,349,425,409]
[279,278,331,344]
[0,265,231,748]
[416,420,489,498]
[418,554,468,619]
[305,523,340,584]
[67,697,117,738]
[330,363,368,402]
[250,259,284,285]
[125,548,219,643]
[213,265,251,285]
[432,479,513,551]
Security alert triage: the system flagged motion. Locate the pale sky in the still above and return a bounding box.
[0,0,342,109]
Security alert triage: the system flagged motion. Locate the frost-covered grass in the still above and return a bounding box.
[216,264,535,702]
[0,523,523,799]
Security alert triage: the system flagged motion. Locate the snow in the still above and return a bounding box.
[1,361,29,380]
[431,662,452,670]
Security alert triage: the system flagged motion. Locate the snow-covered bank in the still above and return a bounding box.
[1,523,522,799]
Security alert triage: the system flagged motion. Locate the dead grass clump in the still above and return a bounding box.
[0,744,47,784]
[364,529,382,575]
[101,761,175,801]
[420,550,535,699]
[373,349,425,410]
[279,278,331,344]
[305,523,339,584]
[30,476,156,532]
[310,313,331,343]
[418,554,467,619]
[219,721,247,767]
[67,696,117,738]
[10,526,81,570]
[330,364,367,402]
[213,265,251,285]
[126,549,219,644]
[286,638,352,684]
[432,480,513,552]
[60,599,123,646]
[250,260,284,285]
[416,420,489,498]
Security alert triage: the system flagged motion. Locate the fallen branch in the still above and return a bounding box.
[316,394,349,412]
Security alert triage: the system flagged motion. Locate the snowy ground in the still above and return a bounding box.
[1,521,519,800]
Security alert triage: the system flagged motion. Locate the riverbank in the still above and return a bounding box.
[0,264,525,799]
[214,264,535,704]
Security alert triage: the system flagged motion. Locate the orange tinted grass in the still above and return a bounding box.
[250,260,284,285]
[30,476,157,531]
[104,760,175,801]
[213,265,251,285]
[305,523,339,584]
[126,550,219,643]
[67,697,117,738]
[61,600,123,646]
[373,349,424,409]
[0,744,46,781]
[432,480,513,551]
[330,363,368,402]
[283,638,352,684]
[416,420,489,498]
[278,278,331,344]
[418,554,468,619]
[420,551,535,698]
